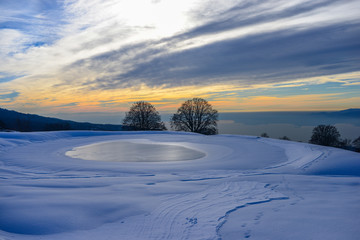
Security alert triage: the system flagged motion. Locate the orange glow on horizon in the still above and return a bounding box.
[1,72,359,114]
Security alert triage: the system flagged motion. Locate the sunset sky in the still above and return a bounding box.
[1,0,359,118]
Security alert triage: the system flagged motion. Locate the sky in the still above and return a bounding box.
[0,0,360,119]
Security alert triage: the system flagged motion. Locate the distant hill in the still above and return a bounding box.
[0,108,123,132]
[310,108,360,123]
[331,108,360,118]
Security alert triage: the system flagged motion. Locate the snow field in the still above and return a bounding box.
[0,131,359,239]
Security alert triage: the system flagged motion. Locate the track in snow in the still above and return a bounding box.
[116,181,287,240]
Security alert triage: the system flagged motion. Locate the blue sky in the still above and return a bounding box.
[0,0,359,116]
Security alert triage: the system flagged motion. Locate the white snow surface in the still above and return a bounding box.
[0,131,359,240]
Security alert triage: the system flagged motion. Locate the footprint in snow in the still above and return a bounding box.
[254,212,263,221]
[244,230,251,238]
[186,217,198,225]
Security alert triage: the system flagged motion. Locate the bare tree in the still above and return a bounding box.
[352,136,360,151]
[261,133,269,138]
[309,125,340,147]
[123,101,166,131]
[170,98,218,135]
[279,136,290,140]
[0,120,6,130]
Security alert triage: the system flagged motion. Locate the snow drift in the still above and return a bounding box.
[0,131,359,240]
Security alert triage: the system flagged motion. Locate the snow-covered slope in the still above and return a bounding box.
[0,131,359,239]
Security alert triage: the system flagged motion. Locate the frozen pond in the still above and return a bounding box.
[66,140,206,162]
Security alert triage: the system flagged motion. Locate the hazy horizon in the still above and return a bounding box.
[42,108,359,123]
[41,109,360,142]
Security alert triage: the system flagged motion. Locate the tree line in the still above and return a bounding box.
[2,102,358,152]
[262,125,360,152]
[122,100,360,152]
[122,98,218,135]
[309,125,360,152]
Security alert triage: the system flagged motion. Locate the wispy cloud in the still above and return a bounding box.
[54,0,360,90]
[0,90,19,103]
[0,74,25,83]
[234,93,360,111]
[0,0,359,113]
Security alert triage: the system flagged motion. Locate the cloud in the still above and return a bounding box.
[0,0,359,113]
[56,102,78,108]
[0,74,25,83]
[0,0,65,49]
[212,93,360,112]
[36,0,356,92]
[0,91,19,103]
[181,0,339,38]
[70,21,360,90]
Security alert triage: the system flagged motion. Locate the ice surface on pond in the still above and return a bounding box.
[66,140,206,162]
